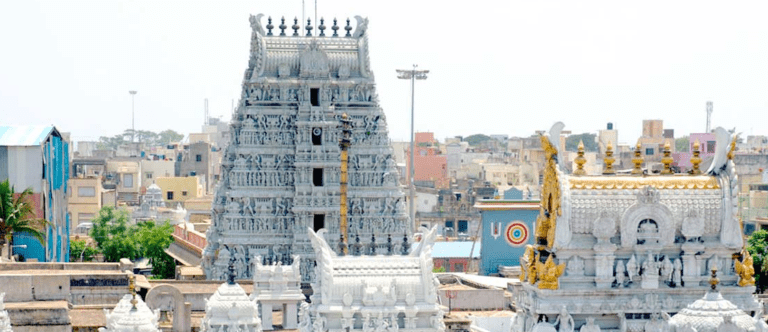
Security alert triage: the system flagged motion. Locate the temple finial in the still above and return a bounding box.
[631,141,644,175]
[602,141,615,175]
[266,16,274,36]
[727,136,737,160]
[573,140,586,176]
[318,17,326,36]
[344,18,352,37]
[661,141,673,174]
[129,274,138,310]
[279,17,287,36]
[292,17,300,36]
[690,139,702,175]
[709,266,719,291]
[332,18,339,37]
[306,18,313,36]
[227,257,236,285]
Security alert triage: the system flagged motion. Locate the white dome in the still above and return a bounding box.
[201,280,262,332]
[103,295,160,332]
[669,291,755,332]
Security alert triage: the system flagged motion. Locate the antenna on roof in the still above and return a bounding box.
[706,101,713,133]
[204,98,209,126]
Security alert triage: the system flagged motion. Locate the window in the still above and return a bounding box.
[310,88,320,106]
[453,263,465,272]
[182,191,188,196]
[645,148,654,155]
[312,128,322,145]
[458,220,468,233]
[313,214,325,232]
[706,141,716,153]
[123,174,134,188]
[167,191,174,200]
[196,154,202,162]
[77,186,96,197]
[313,168,323,186]
[146,172,153,179]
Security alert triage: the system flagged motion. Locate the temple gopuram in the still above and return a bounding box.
[511,123,760,332]
[202,15,411,284]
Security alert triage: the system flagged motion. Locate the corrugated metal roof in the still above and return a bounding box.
[431,241,481,259]
[0,125,55,146]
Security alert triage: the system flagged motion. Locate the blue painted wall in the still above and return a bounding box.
[479,205,539,275]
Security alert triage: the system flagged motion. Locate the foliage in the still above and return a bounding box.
[90,206,176,278]
[97,129,184,150]
[676,136,690,153]
[464,134,491,146]
[135,221,176,278]
[746,229,768,292]
[433,266,446,273]
[69,239,99,262]
[0,179,48,254]
[565,133,598,152]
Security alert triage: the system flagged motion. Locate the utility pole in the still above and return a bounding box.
[706,101,713,133]
[129,90,137,142]
[396,65,429,231]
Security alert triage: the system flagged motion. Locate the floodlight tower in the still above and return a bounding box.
[396,65,429,231]
[129,90,137,142]
[706,101,713,133]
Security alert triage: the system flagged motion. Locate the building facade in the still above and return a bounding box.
[475,199,539,276]
[0,125,70,262]
[202,15,411,282]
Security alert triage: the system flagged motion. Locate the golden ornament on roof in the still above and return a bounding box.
[661,141,673,174]
[734,249,756,287]
[536,255,565,290]
[573,140,586,176]
[602,141,615,175]
[690,139,702,175]
[632,141,644,175]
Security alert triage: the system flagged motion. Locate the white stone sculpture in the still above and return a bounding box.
[251,255,304,330]
[566,256,584,276]
[579,317,600,332]
[626,255,638,282]
[99,286,160,332]
[305,226,443,331]
[203,13,411,283]
[644,311,671,332]
[672,259,682,287]
[614,261,626,287]
[554,306,574,332]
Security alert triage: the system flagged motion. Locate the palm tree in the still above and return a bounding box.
[0,179,48,260]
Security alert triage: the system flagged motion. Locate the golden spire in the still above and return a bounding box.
[661,141,673,174]
[709,266,719,291]
[631,141,644,175]
[129,274,138,310]
[602,141,615,175]
[690,139,702,175]
[573,140,586,176]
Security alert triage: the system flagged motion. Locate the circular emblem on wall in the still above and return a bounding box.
[505,221,529,247]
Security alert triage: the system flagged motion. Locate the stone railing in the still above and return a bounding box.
[173,225,207,252]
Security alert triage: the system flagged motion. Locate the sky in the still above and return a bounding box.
[1,1,767,145]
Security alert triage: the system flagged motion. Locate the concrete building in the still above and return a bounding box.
[597,122,618,154]
[431,241,480,273]
[637,119,675,163]
[176,141,215,193]
[0,125,70,262]
[407,132,449,189]
[68,176,107,232]
[155,176,203,206]
[474,199,539,276]
[106,158,142,206]
[673,132,716,171]
[139,159,174,189]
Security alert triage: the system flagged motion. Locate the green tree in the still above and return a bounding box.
[157,130,184,145]
[97,134,125,150]
[90,207,141,262]
[69,239,99,262]
[676,136,690,152]
[0,179,49,259]
[135,221,176,278]
[565,133,598,152]
[746,229,768,292]
[464,134,491,146]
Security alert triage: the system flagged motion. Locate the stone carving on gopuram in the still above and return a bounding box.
[301,226,445,332]
[512,123,760,332]
[202,14,410,284]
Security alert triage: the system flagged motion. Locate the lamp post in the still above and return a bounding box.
[396,65,428,231]
[129,90,137,142]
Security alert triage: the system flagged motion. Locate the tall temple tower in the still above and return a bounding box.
[202,15,411,283]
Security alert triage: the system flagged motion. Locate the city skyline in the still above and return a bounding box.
[1,0,767,144]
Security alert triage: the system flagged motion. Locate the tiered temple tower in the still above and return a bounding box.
[202,15,411,283]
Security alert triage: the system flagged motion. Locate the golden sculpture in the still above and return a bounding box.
[520,245,535,283]
[661,142,673,174]
[727,136,737,160]
[631,142,644,175]
[573,140,587,176]
[690,139,702,175]
[536,255,565,290]
[527,252,539,285]
[569,175,719,190]
[602,141,615,175]
[535,135,561,249]
[734,249,756,287]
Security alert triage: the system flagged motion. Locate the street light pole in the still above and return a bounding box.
[129,90,137,142]
[396,65,428,231]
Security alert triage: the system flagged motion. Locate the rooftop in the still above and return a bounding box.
[0,125,59,146]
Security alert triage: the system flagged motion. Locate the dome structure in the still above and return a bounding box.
[201,263,262,332]
[669,268,767,332]
[99,276,160,332]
